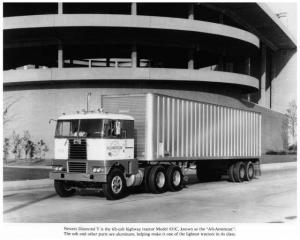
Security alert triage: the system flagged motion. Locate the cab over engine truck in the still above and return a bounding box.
[50,93,261,200]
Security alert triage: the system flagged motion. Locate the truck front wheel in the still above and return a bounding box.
[54,180,76,197]
[103,168,127,200]
[148,165,167,194]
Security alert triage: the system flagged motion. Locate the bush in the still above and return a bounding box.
[266,150,288,155]
[3,131,49,161]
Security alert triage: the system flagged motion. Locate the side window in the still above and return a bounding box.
[121,120,134,139]
[107,120,121,138]
[104,120,134,139]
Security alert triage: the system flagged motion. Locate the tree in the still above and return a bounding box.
[34,139,49,160]
[3,138,10,163]
[22,131,32,159]
[3,96,22,126]
[286,100,297,151]
[11,131,22,160]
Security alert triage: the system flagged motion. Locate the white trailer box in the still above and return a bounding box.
[102,93,261,161]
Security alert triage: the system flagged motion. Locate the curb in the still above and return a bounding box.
[3,179,53,192]
[4,165,52,169]
[3,162,297,192]
[260,162,297,173]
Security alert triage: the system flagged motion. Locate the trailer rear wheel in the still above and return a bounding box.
[245,161,254,181]
[54,180,76,197]
[166,165,183,192]
[228,164,235,182]
[233,162,246,182]
[103,168,127,200]
[148,165,167,194]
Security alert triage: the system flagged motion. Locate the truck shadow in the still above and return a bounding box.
[74,174,229,198]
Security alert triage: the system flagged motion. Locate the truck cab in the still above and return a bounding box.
[50,112,138,199]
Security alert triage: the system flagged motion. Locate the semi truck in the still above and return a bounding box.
[50,93,261,200]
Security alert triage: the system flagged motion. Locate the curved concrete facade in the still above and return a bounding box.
[4,14,259,47]
[4,3,292,160]
[4,68,259,90]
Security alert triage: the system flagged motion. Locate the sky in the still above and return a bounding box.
[267,2,297,38]
[266,2,297,113]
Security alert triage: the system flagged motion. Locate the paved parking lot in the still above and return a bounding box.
[3,166,296,223]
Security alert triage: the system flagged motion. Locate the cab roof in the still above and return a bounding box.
[57,112,134,121]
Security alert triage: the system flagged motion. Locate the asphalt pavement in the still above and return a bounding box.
[3,162,297,223]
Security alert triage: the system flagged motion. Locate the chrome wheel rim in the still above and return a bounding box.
[173,170,181,186]
[111,176,122,194]
[156,171,166,188]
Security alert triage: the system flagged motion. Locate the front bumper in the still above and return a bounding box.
[49,171,107,182]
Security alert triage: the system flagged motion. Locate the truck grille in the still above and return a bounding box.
[69,139,87,159]
[68,162,87,173]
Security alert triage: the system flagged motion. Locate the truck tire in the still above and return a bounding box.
[102,168,127,200]
[143,165,152,193]
[233,161,246,182]
[54,180,76,197]
[228,164,235,182]
[166,165,183,192]
[148,165,167,194]
[245,161,254,181]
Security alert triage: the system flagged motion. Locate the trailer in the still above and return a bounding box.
[50,93,261,200]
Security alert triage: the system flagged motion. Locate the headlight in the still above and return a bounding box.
[92,167,104,173]
[53,165,63,171]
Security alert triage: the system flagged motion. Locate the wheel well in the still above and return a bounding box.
[108,163,125,175]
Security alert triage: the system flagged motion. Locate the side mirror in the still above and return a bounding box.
[49,119,57,124]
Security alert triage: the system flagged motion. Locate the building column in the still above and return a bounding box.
[269,53,276,109]
[219,13,224,24]
[58,2,63,14]
[259,44,266,107]
[106,58,110,67]
[58,44,63,68]
[131,44,137,68]
[188,4,194,19]
[218,56,224,71]
[245,57,251,75]
[131,2,137,15]
[188,47,194,69]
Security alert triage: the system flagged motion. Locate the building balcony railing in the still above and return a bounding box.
[3,67,259,92]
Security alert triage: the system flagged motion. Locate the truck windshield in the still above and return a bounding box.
[55,120,79,137]
[55,119,133,138]
[55,119,104,138]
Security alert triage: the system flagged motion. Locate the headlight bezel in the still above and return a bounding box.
[92,167,105,173]
[52,165,64,171]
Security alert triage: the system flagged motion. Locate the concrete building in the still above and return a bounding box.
[3,2,297,158]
